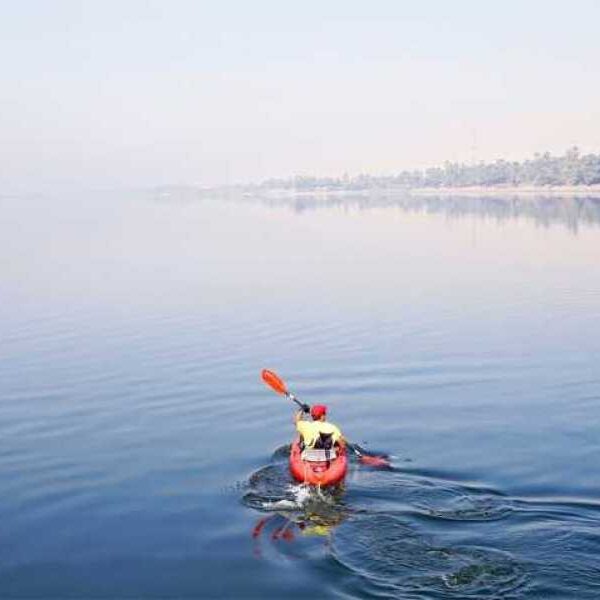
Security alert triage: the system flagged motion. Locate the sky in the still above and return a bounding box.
[1,0,600,191]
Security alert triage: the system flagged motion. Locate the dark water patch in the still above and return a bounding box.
[332,514,528,598]
[270,444,292,462]
[242,464,293,509]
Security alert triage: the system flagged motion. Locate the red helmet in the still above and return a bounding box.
[310,404,327,419]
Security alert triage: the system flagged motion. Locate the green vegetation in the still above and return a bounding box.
[260,148,600,191]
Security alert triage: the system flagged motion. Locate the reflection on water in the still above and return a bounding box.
[153,186,600,233]
[280,196,600,233]
[272,194,600,234]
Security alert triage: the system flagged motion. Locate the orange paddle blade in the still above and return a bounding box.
[261,369,288,395]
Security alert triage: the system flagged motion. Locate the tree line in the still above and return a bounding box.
[259,147,600,190]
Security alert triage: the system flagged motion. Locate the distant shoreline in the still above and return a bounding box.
[153,182,600,204]
[245,148,600,199]
[405,184,600,197]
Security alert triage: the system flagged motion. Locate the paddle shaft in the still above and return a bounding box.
[286,392,305,411]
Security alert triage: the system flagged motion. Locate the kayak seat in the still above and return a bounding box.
[302,433,337,462]
[301,448,337,462]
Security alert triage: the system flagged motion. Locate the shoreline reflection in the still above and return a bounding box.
[252,193,600,234]
[152,187,600,234]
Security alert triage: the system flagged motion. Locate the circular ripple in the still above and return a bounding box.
[331,514,527,598]
[412,485,514,521]
[242,464,292,510]
[270,444,291,462]
[351,472,513,522]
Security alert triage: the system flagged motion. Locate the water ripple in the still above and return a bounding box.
[349,469,514,522]
[331,514,528,599]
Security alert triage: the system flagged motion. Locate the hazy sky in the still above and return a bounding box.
[2,0,599,191]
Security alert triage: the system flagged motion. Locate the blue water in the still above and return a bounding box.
[1,191,599,598]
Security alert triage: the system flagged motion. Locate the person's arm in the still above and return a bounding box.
[295,414,312,447]
[334,435,345,448]
[332,425,345,447]
[293,403,311,424]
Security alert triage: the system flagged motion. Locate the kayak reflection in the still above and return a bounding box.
[252,508,346,542]
[244,446,349,546]
[243,442,391,551]
[250,484,349,553]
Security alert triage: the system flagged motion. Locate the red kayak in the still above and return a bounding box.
[289,438,348,486]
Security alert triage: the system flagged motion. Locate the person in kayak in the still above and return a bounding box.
[294,404,345,450]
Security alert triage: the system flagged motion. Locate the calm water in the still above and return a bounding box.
[1,191,599,598]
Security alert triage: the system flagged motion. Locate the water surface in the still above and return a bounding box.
[1,191,599,598]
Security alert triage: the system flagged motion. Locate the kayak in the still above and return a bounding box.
[289,438,348,486]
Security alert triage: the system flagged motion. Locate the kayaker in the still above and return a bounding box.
[294,404,345,450]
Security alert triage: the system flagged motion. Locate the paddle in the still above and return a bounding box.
[261,369,391,467]
[261,369,308,412]
[348,443,391,468]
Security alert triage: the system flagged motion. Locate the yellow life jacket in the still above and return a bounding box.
[295,420,342,449]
